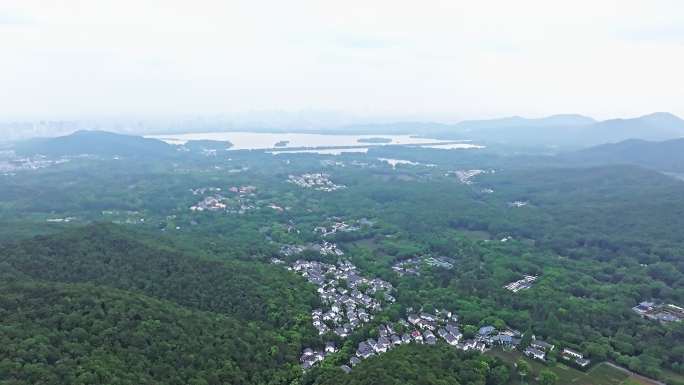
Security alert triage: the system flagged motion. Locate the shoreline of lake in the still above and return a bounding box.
[147,131,479,151]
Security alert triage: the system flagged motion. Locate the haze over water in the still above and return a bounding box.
[148,131,480,150]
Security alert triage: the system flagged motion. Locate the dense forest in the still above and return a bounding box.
[305,345,512,385]
[0,282,301,385]
[0,224,321,384]
[0,223,319,327]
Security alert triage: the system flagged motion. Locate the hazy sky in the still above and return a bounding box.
[2,0,684,121]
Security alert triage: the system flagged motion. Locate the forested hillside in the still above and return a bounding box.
[0,282,302,385]
[0,224,320,385]
[13,131,176,158]
[483,166,684,263]
[306,345,511,385]
[0,223,318,327]
[564,138,684,172]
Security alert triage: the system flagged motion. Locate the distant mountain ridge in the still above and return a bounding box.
[454,114,597,130]
[331,112,684,147]
[585,112,684,144]
[563,137,684,172]
[326,121,452,135]
[331,115,595,136]
[430,112,684,147]
[14,130,175,157]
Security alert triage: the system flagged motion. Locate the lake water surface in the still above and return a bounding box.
[268,148,370,155]
[148,132,463,150]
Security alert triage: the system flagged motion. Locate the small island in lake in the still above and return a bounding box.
[274,140,290,147]
[357,137,392,144]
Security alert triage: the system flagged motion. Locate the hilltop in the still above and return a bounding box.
[13,130,176,158]
[563,137,684,171]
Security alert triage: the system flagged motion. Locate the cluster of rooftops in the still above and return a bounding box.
[503,275,538,293]
[279,221,597,373]
[292,260,394,336]
[524,339,591,368]
[313,220,361,237]
[188,185,262,214]
[340,312,526,373]
[288,173,346,192]
[288,259,395,370]
[632,301,684,323]
[391,256,455,276]
[280,242,345,257]
[300,342,338,370]
[284,256,595,372]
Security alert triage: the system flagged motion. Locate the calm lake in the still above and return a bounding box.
[147,131,481,151]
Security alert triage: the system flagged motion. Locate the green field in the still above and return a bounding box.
[486,350,647,385]
[661,369,684,385]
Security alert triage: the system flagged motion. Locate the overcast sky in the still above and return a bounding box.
[2,0,684,122]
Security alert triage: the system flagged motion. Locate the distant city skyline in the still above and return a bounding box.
[1,0,684,121]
